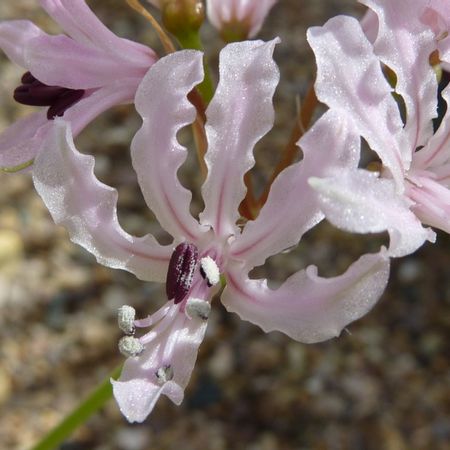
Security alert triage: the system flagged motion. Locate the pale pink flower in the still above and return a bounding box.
[32,40,389,422]
[307,0,450,257]
[0,0,157,170]
[206,0,278,40]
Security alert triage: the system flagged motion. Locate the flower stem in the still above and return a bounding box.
[30,364,122,450]
[176,30,215,103]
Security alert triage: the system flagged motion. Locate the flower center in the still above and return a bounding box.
[13,72,85,120]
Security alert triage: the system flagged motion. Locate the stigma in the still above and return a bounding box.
[166,242,199,304]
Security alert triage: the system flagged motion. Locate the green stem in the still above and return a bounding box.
[30,364,122,450]
[177,30,215,103]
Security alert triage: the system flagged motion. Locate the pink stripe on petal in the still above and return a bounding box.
[131,50,205,242]
[223,252,390,344]
[200,39,279,237]
[307,16,405,186]
[408,175,450,234]
[33,121,171,282]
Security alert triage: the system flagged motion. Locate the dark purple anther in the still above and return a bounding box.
[13,71,85,120]
[166,242,199,304]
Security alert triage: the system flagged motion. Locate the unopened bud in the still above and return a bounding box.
[162,0,205,36]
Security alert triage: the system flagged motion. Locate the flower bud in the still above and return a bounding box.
[206,0,278,42]
[161,0,205,36]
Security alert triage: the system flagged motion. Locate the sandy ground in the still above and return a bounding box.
[0,1,448,449]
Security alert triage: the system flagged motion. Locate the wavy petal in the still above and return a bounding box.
[38,0,155,65]
[361,0,438,160]
[131,50,205,242]
[25,34,148,89]
[112,304,207,423]
[230,110,359,268]
[307,15,405,186]
[223,252,390,343]
[32,120,171,282]
[0,20,43,68]
[309,169,435,257]
[413,86,450,169]
[199,39,279,237]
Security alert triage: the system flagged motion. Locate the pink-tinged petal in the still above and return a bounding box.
[421,2,450,67]
[0,111,49,169]
[361,0,438,160]
[413,86,450,169]
[309,169,435,257]
[25,34,148,89]
[0,20,43,68]
[307,16,405,186]
[407,173,450,234]
[360,8,379,43]
[112,304,208,423]
[230,110,359,268]
[131,50,205,242]
[38,0,156,66]
[223,252,390,343]
[200,39,279,237]
[32,120,171,282]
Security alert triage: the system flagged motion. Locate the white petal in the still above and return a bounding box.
[199,39,279,238]
[32,121,172,282]
[132,50,206,242]
[223,252,390,343]
[309,168,434,257]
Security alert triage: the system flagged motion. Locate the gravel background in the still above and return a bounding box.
[0,1,448,449]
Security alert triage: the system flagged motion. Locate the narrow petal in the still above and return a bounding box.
[407,174,450,234]
[38,0,155,66]
[0,20,43,68]
[361,0,438,158]
[412,86,450,169]
[25,34,148,89]
[309,169,435,257]
[112,304,208,423]
[32,121,172,282]
[307,16,405,186]
[131,50,205,242]
[230,110,359,268]
[0,111,49,169]
[223,252,390,343]
[199,39,279,237]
